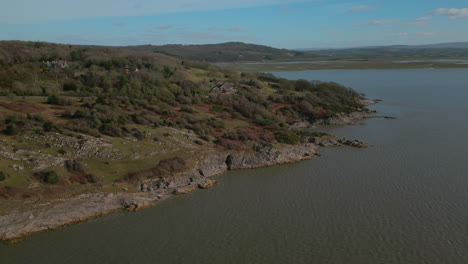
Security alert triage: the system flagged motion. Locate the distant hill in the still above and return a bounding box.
[126,42,318,62]
[298,42,468,51]
[391,42,468,49]
[308,42,468,59]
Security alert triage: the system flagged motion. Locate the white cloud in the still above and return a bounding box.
[355,19,397,26]
[112,22,125,27]
[403,16,432,26]
[347,5,374,13]
[431,8,468,19]
[1,0,318,23]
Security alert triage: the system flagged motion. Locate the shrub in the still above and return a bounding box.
[4,124,19,135]
[73,109,90,118]
[44,171,60,184]
[275,131,302,145]
[99,123,122,137]
[294,79,313,91]
[47,94,71,105]
[162,66,174,79]
[43,121,60,132]
[0,171,6,181]
[63,82,79,91]
[180,106,195,113]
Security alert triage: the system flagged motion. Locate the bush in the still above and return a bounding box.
[63,82,79,91]
[47,94,72,106]
[99,122,122,137]
[275,131,302,145]
[43,121,60,132]
[44,171,60,184]
[0,171,6,181]
[4,124,19,135]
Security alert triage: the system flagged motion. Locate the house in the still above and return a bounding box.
[212,82,235,93]
[39,60,68,72]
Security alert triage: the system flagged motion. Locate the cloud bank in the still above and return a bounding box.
[403,17,432,26]
[431,8,468,19]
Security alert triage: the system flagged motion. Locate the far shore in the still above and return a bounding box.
[215,58,468,72]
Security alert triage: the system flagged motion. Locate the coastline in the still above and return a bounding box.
[0,106,377,243]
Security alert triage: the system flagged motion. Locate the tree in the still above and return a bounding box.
[44,171,60,184]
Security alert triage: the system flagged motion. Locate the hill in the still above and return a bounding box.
[388,42,468,49]
[309,42,468,59]
[0,41,367,223]
[127,42,318,62]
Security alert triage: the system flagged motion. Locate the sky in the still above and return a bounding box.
[1,0,467,49]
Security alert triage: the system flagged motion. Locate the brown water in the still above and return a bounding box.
[1,69,468,264]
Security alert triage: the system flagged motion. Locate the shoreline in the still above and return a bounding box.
[0,108,378,243]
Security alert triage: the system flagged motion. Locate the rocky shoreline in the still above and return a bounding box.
[0,107,378,243]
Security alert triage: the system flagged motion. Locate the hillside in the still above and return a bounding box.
[0,41,368,221]
[127,42,318,62]
[309,42,468,59]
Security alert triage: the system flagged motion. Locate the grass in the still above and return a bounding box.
[0,123,207,216]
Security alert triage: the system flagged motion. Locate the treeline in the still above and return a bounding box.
[128,42,318,62]
[313,47,468,59]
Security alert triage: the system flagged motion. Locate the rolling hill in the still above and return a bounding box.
[307,42,468,59]
[126,42,318,62]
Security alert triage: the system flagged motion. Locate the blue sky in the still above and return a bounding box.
[1,0,467,48]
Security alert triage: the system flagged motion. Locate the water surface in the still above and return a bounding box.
[1,69,468,264]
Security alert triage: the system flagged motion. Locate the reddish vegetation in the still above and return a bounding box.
[67,175,83,184]
[0,101,46,114]
[216,139,248,150]
[243,126,275,142]
[0,184,80,202]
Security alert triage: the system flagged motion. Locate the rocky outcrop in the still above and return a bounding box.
[0,193,121,240]
[310,136,369,148]
[0,142,319,242]
[0,135,368,242]
[317,99,381,126]
[224,143,317,170]
[313,111,374,126]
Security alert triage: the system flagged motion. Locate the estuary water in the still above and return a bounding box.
[1,69,468,264]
